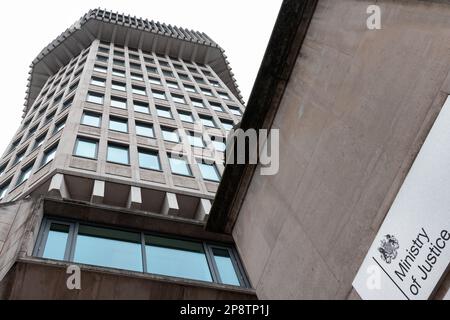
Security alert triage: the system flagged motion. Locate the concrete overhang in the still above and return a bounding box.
[1,257,256,299]
[24,8,243,115]
[206,0,319,233]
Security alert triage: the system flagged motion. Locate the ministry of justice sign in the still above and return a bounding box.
[353,97,450,300]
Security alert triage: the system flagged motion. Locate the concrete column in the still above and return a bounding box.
[127,186,142,210]
[161,192,179,216]
[90,180,105,204]
[47,173,69,199]
[195,198,211,222]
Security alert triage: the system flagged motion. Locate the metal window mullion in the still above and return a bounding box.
[34,217,51,257]
[227,247,248,288]
[141,232,148,273]
[67,222,79,262]
[204,243,221,284]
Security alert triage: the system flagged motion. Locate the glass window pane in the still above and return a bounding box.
[162,128,179,142]
[107,144,129,165]
[198,163,220,181]
[169,157,191,176]
[109,117,128,133]
[200,116,215,127]
[179,112,193,123]
[87,92,104,104]
[134,101,149,114]
[212,140,226,152]
[111,96,127,109]
[42,223,69,260]
[156,107,172,118]
[145,235,212,282]
[188,135,204,148]
[212,248,241,286]
[139,150,161,170]
[75,138,97,159]
[74,225,142,272]
[81,112,101,127]
[136,123,154,137]
[42,146,57,166]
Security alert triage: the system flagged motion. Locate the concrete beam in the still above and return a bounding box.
[195,199,211,222]
[90,180,105,204]
[127,186,142,210]
[47,174,69,199]
[161,192,179,216]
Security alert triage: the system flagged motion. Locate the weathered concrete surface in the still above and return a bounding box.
[233,0,450,299]
[0,198,37,283]
[2,258,256,300]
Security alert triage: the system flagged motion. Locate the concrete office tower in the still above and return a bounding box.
[0,9,253,299]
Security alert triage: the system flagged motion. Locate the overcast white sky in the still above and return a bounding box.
[0,0,282,154]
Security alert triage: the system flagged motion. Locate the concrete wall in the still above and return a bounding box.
[233,0,450,299]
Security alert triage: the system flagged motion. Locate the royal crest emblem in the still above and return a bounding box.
[378,234,399,264]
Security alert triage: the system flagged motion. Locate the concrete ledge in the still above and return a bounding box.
[3,257,257,300]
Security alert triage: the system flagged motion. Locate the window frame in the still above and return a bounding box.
[34,217,250,288]
[73,137,99,160]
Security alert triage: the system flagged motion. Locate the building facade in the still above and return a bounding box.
[0,9,255,299]
[208,0,450,300]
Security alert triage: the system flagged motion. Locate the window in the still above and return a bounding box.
[166,81,179,89]
[44,111,56,125]
[94,65,107,73]
[33,132,47,150]
[195,77,206,84]
[199,115,216,128]
[0,181,10,200]
[130,73,143,81]
[86,92,104,105]
[130,62,141,70]
[136,122,154,138]
[138,149,161,170]
[14,150,25,165]
[74,137,98,159]
[178,111,193,123]
[184,84,196,93]
[144,56,154,64]
[221,119,234,131]
[152,90,166,100]
[198,161,220,182]
[209,80,220,87]
[132,85,146,96]
[10,138,22,152]
[169,156,191,176]
[35,218,248,286]
[201,88,213,96]
[63,96,73,109]
[81,112,101,127]
[172,94,186,104]
[149,77,161,85]
[41,144,58,166]
[90,77,105,87]
[210,102,224,112]
[0,164,6,177]
[114,50,124,57]
[54,118,66,133]
[98,47,109,54]
[145,236,211,282]
[111,96,127,109]
[162,69,174,77]
[228,105,242,116]
[17,162,34,185]
[147,66,157,74]
[159,60,169,67]
[27,125,38,138]
[129,53,140,61]
[113,59,125,67]
[178,73,189,80]
[109,116,128,133]
[187,132,205,148]
[218,92,230,100]
[112,81,126,92]
[156,106,172,119]
[211,137,227,152]
[191,98,205,108]
[112,69,125,77]
[133,101,150,114]
[162,127,180,142]
[107,143,129,165]
[96,55,108,63]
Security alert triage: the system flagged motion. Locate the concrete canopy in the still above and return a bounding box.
[24,8,243,115]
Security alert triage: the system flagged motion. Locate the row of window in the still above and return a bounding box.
[86,92,236,131]
[35,217,248,287]
[74,137,221,181]
[81,110,227,152]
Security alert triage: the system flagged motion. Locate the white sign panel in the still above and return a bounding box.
[353,96,450,300]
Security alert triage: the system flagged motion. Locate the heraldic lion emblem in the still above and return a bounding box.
[378,234,399,264]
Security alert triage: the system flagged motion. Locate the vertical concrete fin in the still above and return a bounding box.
[47,174,69,199]
[161,192,179,216]
[127,186,142,210]
[195,198,211,222]
[90,180,105,204]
